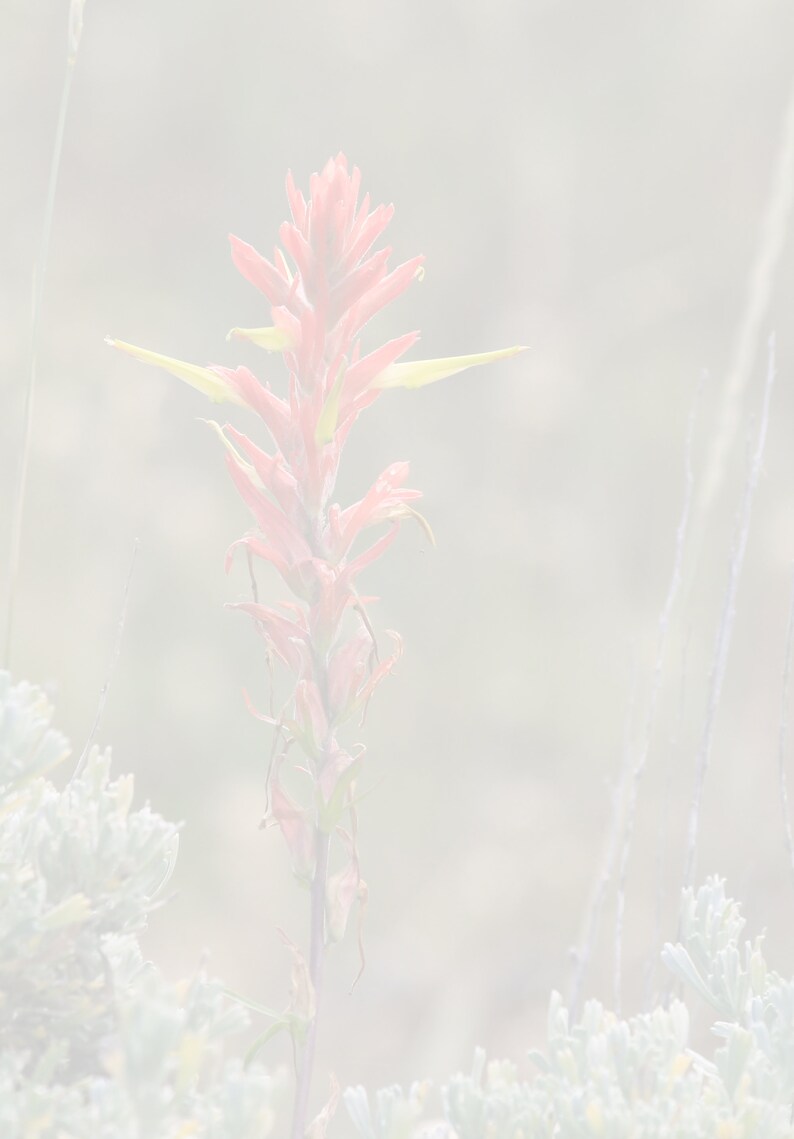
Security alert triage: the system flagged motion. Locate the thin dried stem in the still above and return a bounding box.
[683,335,776,892]
[777,566,794,894]
[4,7,85,666]
[646,630,689,1009]
[699,79,794,513]
[568,656,637,1020]
[612,374,701,1013]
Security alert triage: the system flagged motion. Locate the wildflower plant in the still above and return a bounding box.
[6,4,793,1133]
[109,154,524,1136]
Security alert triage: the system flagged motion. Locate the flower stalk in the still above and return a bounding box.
[292,828,330,1139]
[109,154,524,1136]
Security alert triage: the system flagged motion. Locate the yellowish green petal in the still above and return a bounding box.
[274,247,294,286]
[106,338,245,405]
[315,362,347,446]
[400,505,436,546]
[373,344,527,390]
[318,753,363,833]
[198,419,258,480]
[226,325,294,350]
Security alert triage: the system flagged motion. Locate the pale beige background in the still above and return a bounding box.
[3,0,794,1099]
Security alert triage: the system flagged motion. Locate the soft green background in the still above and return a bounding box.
[4,0,794,1098]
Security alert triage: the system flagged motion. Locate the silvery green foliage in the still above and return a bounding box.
[663,876,794,1114]
[0,676,179,1075]
[345,878,794,1138]
[0,673,285,1137]
[661,876,763,1022]
[344,1080,431,1139]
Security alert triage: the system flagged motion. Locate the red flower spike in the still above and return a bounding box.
[268,755,316,882]
[342,524,401,583]
[108,159,524,1040]
[326,827,361,944]
[346,632,403,725]
[226,535,292,586]
[223,427,300,518]
[328,247,390,326]
[327,628,374,724]
[341,331,420,407]
[294,678,330,758]
[228,234,292,308]
[341,202,394,275]
[214,366,293,451]
[278,221,314,299]
[332,462,421,559]
[344,255,424,337]
[224,455,311,565]
[229,602,309,676]
[285,170,307,230]
[317,746,361,810]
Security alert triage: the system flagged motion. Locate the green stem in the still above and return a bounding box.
[290,828,331,1139]
[4,31,78,666]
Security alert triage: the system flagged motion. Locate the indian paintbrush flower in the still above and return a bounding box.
[108,152,524,1137]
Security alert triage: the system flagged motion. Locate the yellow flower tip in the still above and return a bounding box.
[374,344,528,391]
[415,265,426,282]
[107,337,245,406]
[198,418,258,479]
[226,325,293,351]
[315,362,347,446]
[399,505,436,546]
[197,417,229,446]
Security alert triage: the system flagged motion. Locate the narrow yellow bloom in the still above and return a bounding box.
[315,363,347,445]
[226,325,294,350]
[199,419,257,479]
[373,344,527,390]
[106,338,245,405]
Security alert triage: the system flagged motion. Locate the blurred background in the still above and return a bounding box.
[4,0,794,1099]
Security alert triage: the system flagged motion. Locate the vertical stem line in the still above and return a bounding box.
[612,374,701,1013]
[777,566,794,895]
[683,335,775,892]
[699,78,794,514]
[291,828,330,1139]
[4,32,79,666]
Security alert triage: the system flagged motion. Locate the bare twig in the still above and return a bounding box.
[646,629,689,1009]
[777,566,794,894]
[699,80,794,514]
[613,374,702,1013]
[568,655,637,1020]
[683,335,776,892]
[72,538,138,780]
[4,2,87,666]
